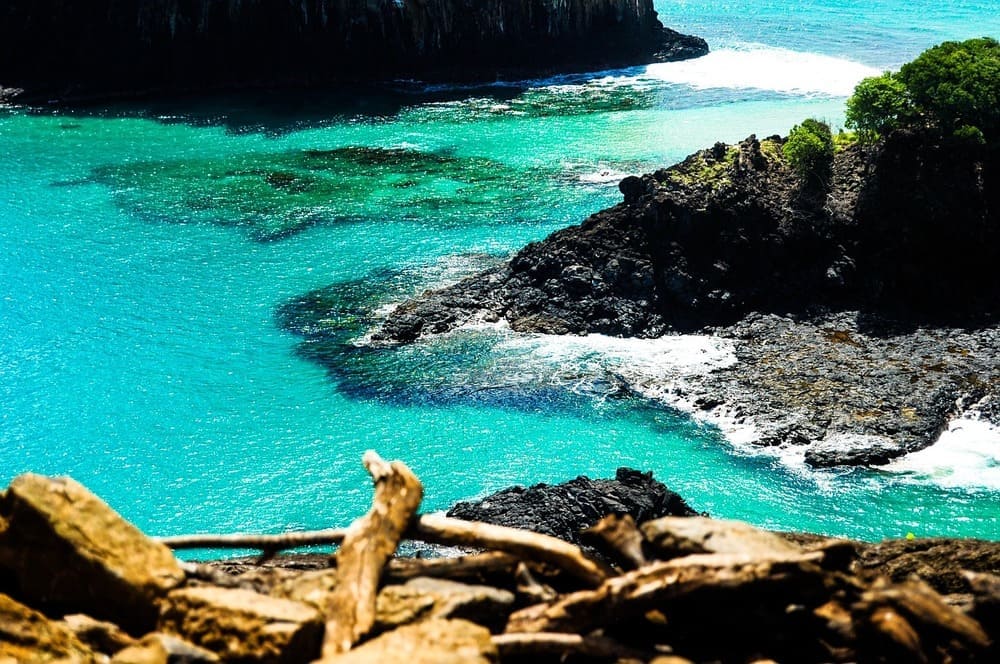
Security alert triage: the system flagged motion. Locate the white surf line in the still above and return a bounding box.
[884,416,1000,491]
[642,44,881,97]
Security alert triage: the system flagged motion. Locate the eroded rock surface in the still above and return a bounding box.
[0,593,98,663]
[0,474,185,633]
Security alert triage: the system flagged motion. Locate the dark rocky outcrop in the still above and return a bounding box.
[0,0,707,102]
[376,132,1000,466]
[447,468,698,547]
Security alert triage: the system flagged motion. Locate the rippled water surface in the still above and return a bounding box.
[2,1,998,545]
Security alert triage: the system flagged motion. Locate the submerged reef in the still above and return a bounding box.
[373,131,1000,467]
[0,0,707,101]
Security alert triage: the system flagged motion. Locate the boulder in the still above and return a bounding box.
[62,613,136,655]
[447,468,697,548]
[0,474,185,633]
[641,516,805,559]
[0,592,98,663]
[159,586,323,663]
[322,618,496,664]
[374,577,515,633]
[110,633,219,664]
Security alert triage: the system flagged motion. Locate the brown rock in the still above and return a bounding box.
[0,592,98,663]
[270,569,339,608]
[62,613,136,655]
[159,586,323,663]
[322,618,496,663]
[0,474,185,633]
[374,577,515,633]
[641,516,804,559]
[111,633,219,664]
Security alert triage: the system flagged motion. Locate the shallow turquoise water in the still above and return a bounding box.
[2,1,998,546]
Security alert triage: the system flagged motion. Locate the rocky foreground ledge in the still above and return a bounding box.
[0,0,706,103]
[376,132,1000,466]
[1,454,997,662]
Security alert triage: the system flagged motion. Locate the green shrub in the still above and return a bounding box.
[845,38,1000,143]
[845,73,912,142]
[783,119,835,185]
[898,37,1000,138]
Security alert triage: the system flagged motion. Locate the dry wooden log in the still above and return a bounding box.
[506,551,824,634]
[321,451,424,658]
[385,552,518,584]
[583,514,648,570]
[157,529,348,551]
[411,514,609,587]
[493,632,650,660]
[641,516,804,559]
[855,578,991,652]
[514,563,558,604]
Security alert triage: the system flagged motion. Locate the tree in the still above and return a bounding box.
[897,37,1000,138]
[845,73,912,142]
[783,119,834,186]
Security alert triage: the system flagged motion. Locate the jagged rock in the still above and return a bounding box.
[0,592,98,663]
[0,474,185,633]
[0,0,707,102]
[641,516,805,559]
[447,468,697,548]
[62,614,136,655]
[377,133,1000,467]
[323,618,497,663]
[374,577,515,633]
[855,538,1000,594]
[158,587,323,663]
[111,634,220,664]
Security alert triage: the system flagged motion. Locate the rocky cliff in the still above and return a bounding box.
[0,0,707,101]
[375,132,1000,466]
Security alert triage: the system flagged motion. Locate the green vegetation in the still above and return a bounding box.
[846,37,1000,143]
[783,119,834,185]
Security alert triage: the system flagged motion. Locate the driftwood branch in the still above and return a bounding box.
[493,632,649,659]
[411,513,609,588]
[158,529,347,551]
[320,451,424,658]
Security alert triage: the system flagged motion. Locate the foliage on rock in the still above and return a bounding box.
[783,118,835,184]
[847,37,1000,142]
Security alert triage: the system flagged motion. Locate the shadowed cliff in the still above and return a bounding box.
[0,0,707,101]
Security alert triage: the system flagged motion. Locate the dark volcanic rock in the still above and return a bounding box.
[447,468,698,546]
[376,131,1000,467]
[0,0,707,102]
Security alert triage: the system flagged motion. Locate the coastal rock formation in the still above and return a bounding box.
[377,132,1000,466]
[0,0,707,101]
[1,465,997,662]
[447,468,698,547]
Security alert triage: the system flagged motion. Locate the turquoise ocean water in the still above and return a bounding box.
[2,1,999,548]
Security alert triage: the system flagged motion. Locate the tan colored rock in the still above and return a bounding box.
[0,592,98,663]
[374,577,515,633]
[159,586,323,663]
[62,614,136,655]
[111,634,219,664]
[322,618,496,663]
[641,516,804,559]
[270,568,339,608]
[0,474,185,633]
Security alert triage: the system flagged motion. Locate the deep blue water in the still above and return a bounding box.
[1,1,998,548]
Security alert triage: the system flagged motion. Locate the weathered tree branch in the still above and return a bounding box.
[320,451,424,658]
[410,513,609,588]
[158,529,347,551]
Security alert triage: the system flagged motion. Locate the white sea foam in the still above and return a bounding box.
[884,418,1000,490]
[642,45,881,97]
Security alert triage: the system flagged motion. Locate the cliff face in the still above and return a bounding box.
[0,0,706,99]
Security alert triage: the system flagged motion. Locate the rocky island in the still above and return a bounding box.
[375,39,1000,467]
[0,0,707,102]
